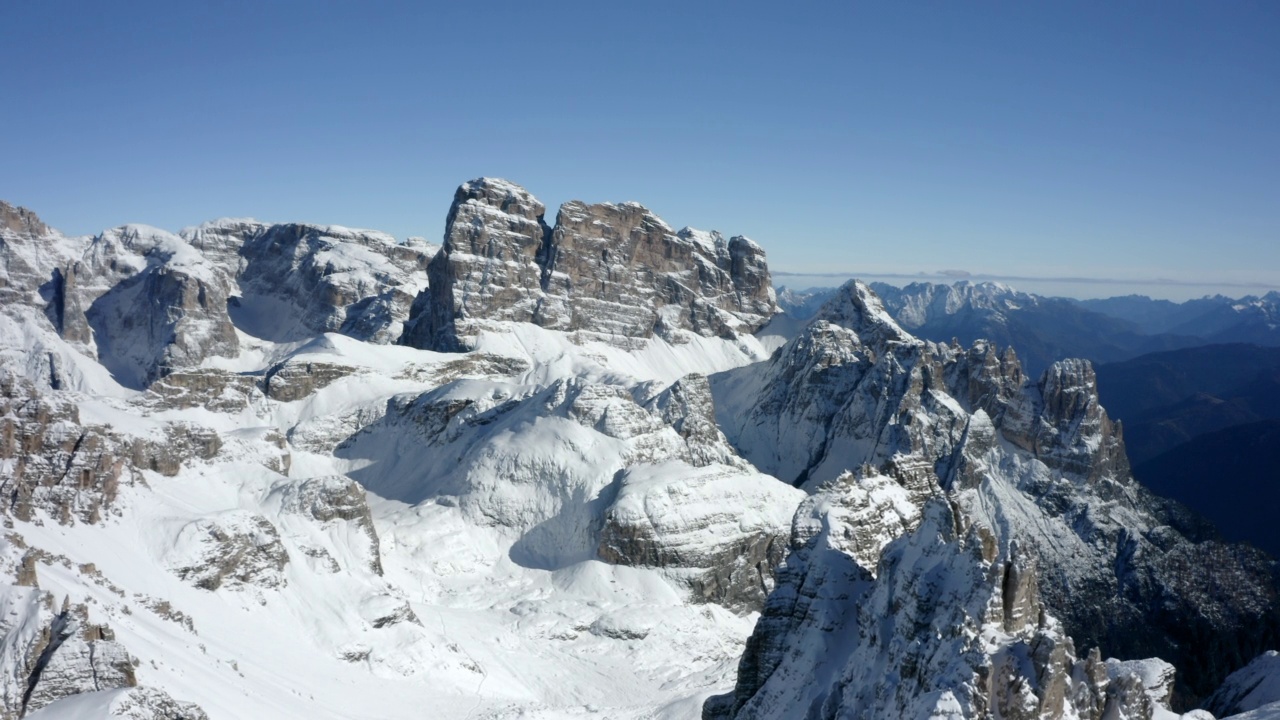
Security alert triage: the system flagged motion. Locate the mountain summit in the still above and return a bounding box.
[402,178,776,351]
[0,188,1276,720]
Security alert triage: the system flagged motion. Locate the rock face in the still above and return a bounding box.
[25,686,210,720]
[705,499,1170,720]
[166,512,290,591]
[0,201,65,311]
[74,225,240,388]
[263,359,357,402]
[269,475,383,575]
[401,178,776,351]
[181,219,434,344]
[712,279,1280,704]
[1,369,222,525]
[598,462,803,611]
[0,586,139,719]
[4,201,434,391]
[0,214,240,389]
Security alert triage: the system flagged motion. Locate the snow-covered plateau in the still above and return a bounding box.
[1,181,1277,720]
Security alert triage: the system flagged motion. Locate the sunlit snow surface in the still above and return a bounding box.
[4,315,779,719]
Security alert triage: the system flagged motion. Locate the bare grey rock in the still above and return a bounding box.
[0,587,139,719]
[182,219,434,344]
[706,500,1164,720]
[129,423,222,477]
[597,463,802,612]
[401,178,777,351]
[263,360,357,402]
[1,370,129,524]
[25,686,210,720]
[143,369,263,412]
[637,373,742,468]
[712,279,1280,704]
[167,513,289,591]
[78,227,240,388]
[401,179,550,351]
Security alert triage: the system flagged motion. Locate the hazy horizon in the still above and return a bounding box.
[773,271,1280,303]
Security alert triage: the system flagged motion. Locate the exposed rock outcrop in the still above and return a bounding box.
[1,368,223,526]
[1,370,129,525]
[76,226,240,388]
[0,586,138,719]
[401,178,776,351]
[598,462,803,611]
[143,369,264,413]
[263,359,357,402]
[25,686,210,720]
[181,219,434,344]
[705,499,1171,720]
[337,373,802,607]
[166,512,289,591]
[712,279,1280,703]
[270,475,383,575]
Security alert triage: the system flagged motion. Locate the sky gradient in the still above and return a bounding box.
[2,1,1277,300]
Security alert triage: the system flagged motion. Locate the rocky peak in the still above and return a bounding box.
[706,498,1170,720]
[712,280,1279,705]
[0,202,83,312]
[402,178,552,351]
[0,200,49,237]
[811,279,917,349]
[448,176,549,227]
[402,178,777,351]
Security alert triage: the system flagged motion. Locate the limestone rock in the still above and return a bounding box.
[401,178,777,351]
[400,178,551,351]
[82,227,239,388]
[598,462,804,611]
[0,370,130,524]
[24,686,210,720]
[166,512,289,591]
[263,359,357,402]
[705,500,1169,720]
[182,219,434,344]
[270,475,383,575]
[712,279,1280,703]
[0,586,138,719]
[143,369,263,412]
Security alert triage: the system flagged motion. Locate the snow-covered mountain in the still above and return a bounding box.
[707,280,1277,714]
[1079,293,1280,344]
[1,187,1276,720]
[864,280,1199,376]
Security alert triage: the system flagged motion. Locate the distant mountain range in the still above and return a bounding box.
[777,281,1280,377]
[1079,292,1280,340]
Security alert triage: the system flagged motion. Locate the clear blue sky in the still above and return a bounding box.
[2,1,1277,299]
